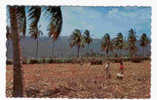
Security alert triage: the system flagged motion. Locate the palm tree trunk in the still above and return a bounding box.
[77,45,80,57]
[52,40,53,57]
[52,40,55,57]
[36,38,38,58]
[6,40,9,59]
[87,44,89,58]
[9,7,23,97]
[106,50,109,57]
[143,47,145,57]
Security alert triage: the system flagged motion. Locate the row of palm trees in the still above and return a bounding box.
[7,27,150,59]
[69,28,150,58]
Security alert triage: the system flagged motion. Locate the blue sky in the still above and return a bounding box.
[7,6,151,39]
[60,6,151,39]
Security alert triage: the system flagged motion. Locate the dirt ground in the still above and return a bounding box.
[6,60,151,98]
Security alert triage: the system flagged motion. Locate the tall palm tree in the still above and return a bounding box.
[8,6,26,97]
[27,6,41,58]
[83,29,92,56]
[45,7,63,58]
[114,33,123,57]
[140,33,149,57]
[101,33,112,57]
[8,6,62,97]
[70,29,85,57]
[127,28,137,57]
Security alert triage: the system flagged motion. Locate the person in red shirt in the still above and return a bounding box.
[120,61,124,74]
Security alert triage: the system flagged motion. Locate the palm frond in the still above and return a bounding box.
[27,6,41,36]
[70,29,86,48]
[83,29,92,44]
[46,6,63,40]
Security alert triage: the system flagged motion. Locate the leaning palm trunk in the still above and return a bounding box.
[9,7,23,97]
[143,47,145,57]
[106,50,109,57]
[52,40,55,57]
[88,44,90,58]
[77,45,80,57]
[6,40,9,58]
[36,38,39,58]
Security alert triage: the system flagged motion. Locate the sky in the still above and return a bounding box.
[60,6,151,39]
[7,6,151,39]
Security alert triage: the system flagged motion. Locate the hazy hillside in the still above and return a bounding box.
[6,36,151,59]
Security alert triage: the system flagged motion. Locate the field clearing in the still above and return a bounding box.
[6,60,151,98]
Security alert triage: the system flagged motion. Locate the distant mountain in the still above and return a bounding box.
[6,36,151,59]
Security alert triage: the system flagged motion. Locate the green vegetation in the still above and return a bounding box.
[6,56,150,65]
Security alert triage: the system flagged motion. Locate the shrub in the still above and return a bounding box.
[52,58,73,63]
[131,57,143,63]
[65,58,73,63]
[91,59,102,65]
[6,59,13,65]
[29,58,38,64]
[56,59,64,63]
[37,58,43,64]
[42,58,46,63]
[45,58,54,64]
[108,58,122,63]
[37,58,49,64]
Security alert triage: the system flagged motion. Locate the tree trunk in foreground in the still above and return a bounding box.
[9,6,23,97]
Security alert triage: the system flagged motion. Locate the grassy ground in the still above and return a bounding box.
[6,60,151,98]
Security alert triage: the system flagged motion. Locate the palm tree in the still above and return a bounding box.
[8,6,62,97]
[83,30,92,56]
[70,29,85,57]
[140,33,149,57]
[46,7,63,58]
[27,6,41,58]
[127,28,137,57]
[101,33,112,57]
[8,6,26,97]
[114,33,123,57]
